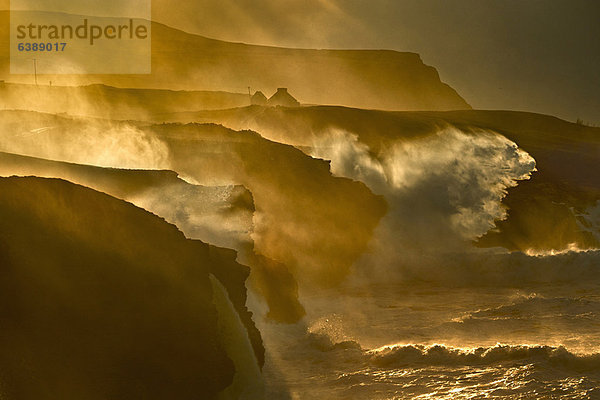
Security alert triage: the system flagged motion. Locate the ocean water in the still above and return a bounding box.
[258,281,600,399]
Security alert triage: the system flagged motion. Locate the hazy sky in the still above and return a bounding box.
[150,0,600,124]
[2,0,597,122]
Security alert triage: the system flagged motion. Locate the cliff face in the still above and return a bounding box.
[0,176,263,399]
[150,123,388,287]
[0,149,255,252]
[0,11,470,111]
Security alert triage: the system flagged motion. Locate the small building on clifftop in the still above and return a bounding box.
[251,91,268,105]
[267,88,300,107]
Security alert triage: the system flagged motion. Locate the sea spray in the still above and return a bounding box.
[0,120,170,170]
[310,127,536,243]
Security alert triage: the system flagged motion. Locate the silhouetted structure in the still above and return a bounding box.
[268,88,300,107]
[251,91,268,105]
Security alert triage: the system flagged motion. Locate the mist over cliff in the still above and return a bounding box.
[0,5,598,397]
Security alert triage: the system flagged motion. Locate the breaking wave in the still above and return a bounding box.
[306,126,600,287]
[368,343,600,371]
[310,126,536,245]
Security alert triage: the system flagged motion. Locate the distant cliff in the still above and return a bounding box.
[0,11,470,111]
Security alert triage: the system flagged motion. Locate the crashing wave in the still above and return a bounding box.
[368,343,600,371]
